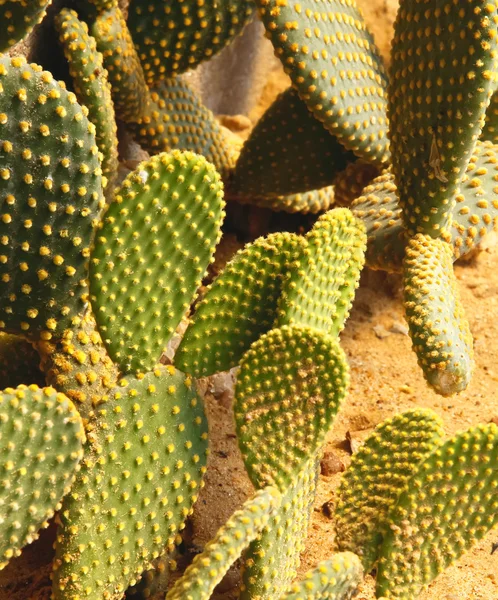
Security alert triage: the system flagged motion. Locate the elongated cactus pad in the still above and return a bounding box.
[0,0,51,52]
[52,365,209,600]
[36,310,119,422]
[175,232,305,378]
[276,208,366,337]
[377,423,498,599]
[55,8,119,186]
[256,0,389,165]
[90,150,225,374]
[235,325,349,490]
[280,553,363,600]
[388,0,498,240]
[333,161,380,208]
[0,55,104,341]
[167,487,281,600]
[0,384,85,569]
[404,235,474,396]
[240,458,319,600]
[0,332,44,387]
[230,87,355,199]
[92,6,150,123]
[236,185,336,215]
[334,409,444,571]
[128,0,255,84]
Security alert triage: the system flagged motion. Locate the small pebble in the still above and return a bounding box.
[320,451,345,476]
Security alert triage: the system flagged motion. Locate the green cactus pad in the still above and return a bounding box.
[388,0,498,240]
[175,232,306,378]
[333,160,380,208]
[377,423,498,599]
[128,0,255,84]
[482,89,498,143]
[235,185,336,215]
[92,6,150,123]
[276,208,366,337]
[0,332,44,387]
[403,235,474,396]
[127,77,236,177]
[256,0,389,166]
[334,409,444,572]
[229,87,355,199]
[55,8,119,186]
[240,458,319,600]
[167,487,281,600]
[90,150,225,375]
[126,557,171,599]
[36,309,119,422]
[280,553,364,600]
[0,384,85,569]
[52,365,209,600]
[0,0,51,52]
[235,325,349,490]
[0,55,105,342]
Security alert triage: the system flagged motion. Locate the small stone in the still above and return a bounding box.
[400,384,414,394]
[373,324,391,339]
[390,321,409,335]
[320,451,345,476]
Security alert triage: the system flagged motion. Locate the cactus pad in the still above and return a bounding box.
[235,325,349,490]
[482,90,498,143]
[0,384,85,569]
[175,232,306,378]
[403,235,474,396]
[128,0,255,84]
[55,8,119,186]
[256,0,389,165]
[333,161,380,208]
[280,553,363,600]
[0,333,44,387]
[90,150,225,375]
[0,1,51,52]
[237,185,336,215]
[0,55,105,341]
[377,423,498,599]
[277,208,366,337]
[230,87,355,198]
[52,365,209,600]
[167,487,281,600]
[334,409,444,571]
[388,0,498,240]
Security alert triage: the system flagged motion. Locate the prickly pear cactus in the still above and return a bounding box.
[0,0,51,52]
[236,185,336,215]
[0,384,85,569]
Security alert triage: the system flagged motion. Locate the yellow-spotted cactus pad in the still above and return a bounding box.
[276,208,366,337]
[175,232,306,378]
[126,556,171,599]
[280,553,363,600]
[482,88,498,142]
[0,332,44,387]
[230,87,355,199]
[55,8,119,186]
[128,77,236,177]
[90,150,225,375]
[256,0,390,165]
[0,384,85,570]
[167,487,282,600]
[403,235,474,396]
[377,423,498,600]
[0,0,51,52]
[52,365,209,600]
[0,55,105,342]
[240,458,319,600]
[92,6,150,123]
[128,0,255,84]
[235,325,349,490]
[334,409,444,571]
[333,160,380,207]
[237,185,336,214]
[36,310,119,422]
[388,0,498,240]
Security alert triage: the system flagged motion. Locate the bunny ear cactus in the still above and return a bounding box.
[0,384,85,569]
[52,365,209,600]
[237,185,336,215]
[0,0,51,52]
[89,150,225,375]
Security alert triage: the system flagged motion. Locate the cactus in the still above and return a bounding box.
[175,232,306,378]
[55,8,119,186]
[334,409,444,571]
[280,553,363,600]
[276,208,366,337]
[52,365,209,600]
[126,557,171,599]
[377,423,498,599]
[333,161,380,208]
[0,384,85,570]
[482,89,498,143]
[89,150,225,375]
[128,0,255,84]
[0,332,44,387]
[403,235,474,396]
[0,0,51,52]
[167,487,281,600]
[0,55,105,342]
[236,185,336,215]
